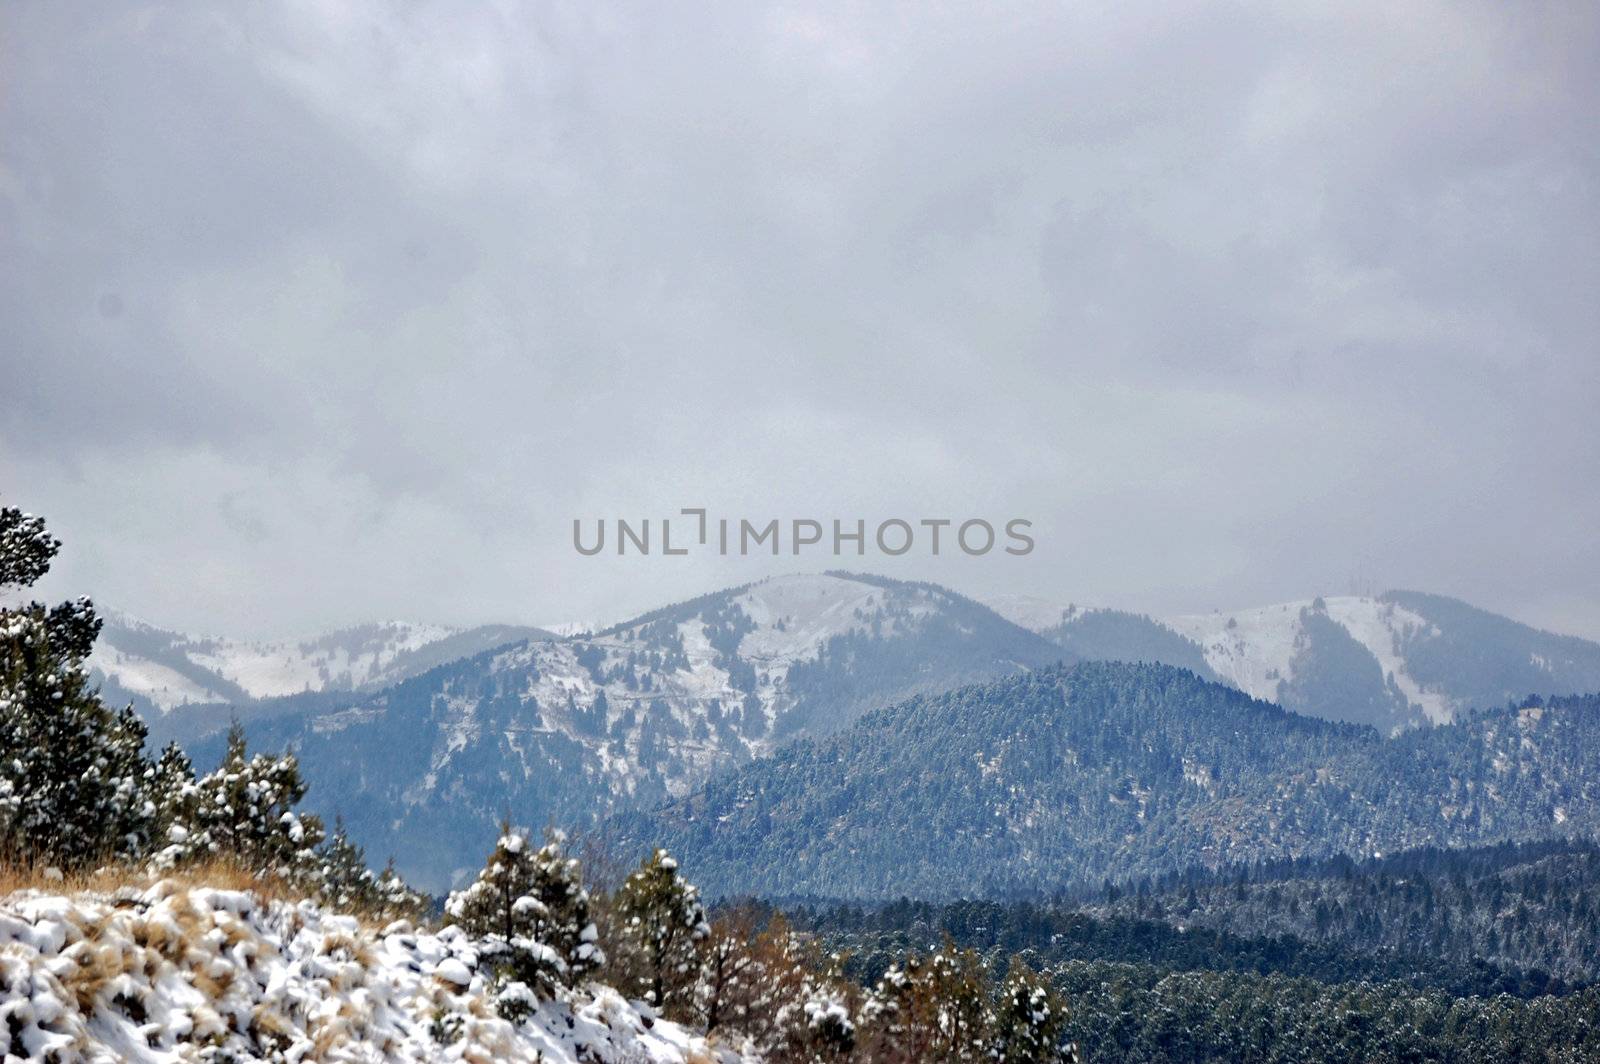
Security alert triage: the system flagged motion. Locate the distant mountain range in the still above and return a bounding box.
[185,573,1062,890]
[611,661,1600,899]
[97,576,1600,893]
[88,611,556,715]
[988,590,1600,732]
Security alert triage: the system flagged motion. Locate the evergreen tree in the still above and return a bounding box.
[312,818,429,920]
[447,825,604,997]
[992,957,1078,1064]
[614,847,709,1015]
[148,742,198,850]
[860,944,993,1063]
[162,723,324,879]
[0,505,155,869]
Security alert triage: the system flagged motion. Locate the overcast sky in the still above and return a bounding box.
[3,1,1597,640]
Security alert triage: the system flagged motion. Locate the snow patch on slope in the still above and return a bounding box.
[1165,596,1453,724]
[83,650,224,707]
[187,622,456,699]
[736,573,912,666]
[89,617,463,712]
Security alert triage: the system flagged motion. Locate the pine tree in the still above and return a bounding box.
[992,957,1078,1064]
[148,741,198,851]
[860,943,993,1063]
[0,505,155,869]
[313,818,429,921]
[447,825,604,997]
[614,847,709,1015]
[162,723,324,880]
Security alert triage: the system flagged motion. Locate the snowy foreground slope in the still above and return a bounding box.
[0,884,745,1063]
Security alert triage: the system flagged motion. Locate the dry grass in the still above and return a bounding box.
[0,857,380,921]
[3,858,322,910]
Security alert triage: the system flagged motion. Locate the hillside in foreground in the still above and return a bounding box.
[0,881,742,1064]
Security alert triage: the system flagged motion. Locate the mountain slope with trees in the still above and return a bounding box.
[612,662,1600,899]
[201,572,1066,891]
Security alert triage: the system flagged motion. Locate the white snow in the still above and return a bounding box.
[82,650,224,708]
[187,622,455,699]
[980,593,1081,632]
[1165,596,1455,723]
[735,573,911,665]
[0,882,749,1063]
[89,616,463,712]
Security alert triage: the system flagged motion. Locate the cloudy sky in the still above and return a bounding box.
[3,1,1597,639]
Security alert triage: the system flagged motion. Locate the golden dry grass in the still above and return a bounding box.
[0,859,417,932]
[0,857,305,904]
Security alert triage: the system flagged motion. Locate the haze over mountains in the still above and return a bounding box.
[96,573,1600,893]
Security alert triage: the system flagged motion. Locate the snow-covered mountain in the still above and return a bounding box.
[88,612,554,715]
[990,591,1600,731]
[208,572,1065,891]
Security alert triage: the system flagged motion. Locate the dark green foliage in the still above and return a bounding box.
[1083,839,1600,987]
[796,840,1600,999]
[161,723,326,877]
[1054,962,1600,1063]
[447,826,603,995]
[992,959,1076,1064]
[315,819,430,920]
[0,508,59,590]
[613,848,710,1015]
[0,504,156,868]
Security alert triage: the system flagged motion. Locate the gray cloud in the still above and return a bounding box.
[3,1,1597,638]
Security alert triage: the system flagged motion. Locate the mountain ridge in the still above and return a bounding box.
[608,659,1600,899]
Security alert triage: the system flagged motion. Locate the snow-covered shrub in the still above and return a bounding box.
[0,883,746,1062]
[991,957,1078,1064]
[310,818,432,922]
[859,944,993,1063]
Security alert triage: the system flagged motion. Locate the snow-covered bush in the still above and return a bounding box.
[315,818,431,921]
[991,957,1077,1064]
[0,882,746,1062]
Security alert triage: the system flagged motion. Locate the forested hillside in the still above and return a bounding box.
[614,662,1600,898]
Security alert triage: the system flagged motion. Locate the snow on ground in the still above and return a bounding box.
[735,573,923,667]
[1165,601,1306,705]
[0,883,747,1063]
[1323,597,1452,724]
[980,593,1079,633]
[1165,596,1453,722]
[82,649,224,709]
[187,622,456,700]
[91,618,462,711]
